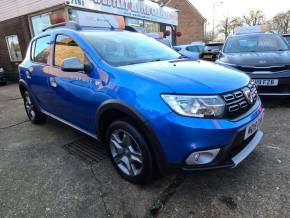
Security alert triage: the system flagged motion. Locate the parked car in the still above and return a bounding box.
[174,42,204,59]
[217,32,290,96]
[0,66,7,85]
[283,34,290,44]
[19,22,264,184]
[200,42,224,61]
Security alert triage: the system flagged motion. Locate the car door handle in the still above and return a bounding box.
[49,77,57,87]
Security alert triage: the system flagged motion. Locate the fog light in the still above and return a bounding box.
[185,148,220,165]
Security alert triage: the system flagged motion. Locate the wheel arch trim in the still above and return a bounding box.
[96,100,171,174]
[19,79,29,96]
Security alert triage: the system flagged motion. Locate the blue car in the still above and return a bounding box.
[19,22,264,184]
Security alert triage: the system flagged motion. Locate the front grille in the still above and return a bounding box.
[222,81,258,119]
[236,65,289,72]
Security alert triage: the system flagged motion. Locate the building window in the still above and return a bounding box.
[31,10,65,36]
[33,36,51,64]
[5,35,23,62]
[144,21,160,33]
[125,18,145,32]
[125,18,160,33]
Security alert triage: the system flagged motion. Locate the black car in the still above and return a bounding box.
[283,34,290,44]
[216,33,290,96]
[200,42,224,61]
[0,66,7,85]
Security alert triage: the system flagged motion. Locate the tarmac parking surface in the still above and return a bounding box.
[0,84,289,218]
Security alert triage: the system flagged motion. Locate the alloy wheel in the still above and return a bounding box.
[110,129,143,177]
[24,93,36,120]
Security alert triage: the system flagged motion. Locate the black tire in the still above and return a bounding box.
[106,119,155,184]
[23,90,47,124]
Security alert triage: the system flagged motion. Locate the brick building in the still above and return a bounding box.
[166,0,206,45]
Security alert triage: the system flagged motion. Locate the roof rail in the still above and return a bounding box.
[42,22,82,32]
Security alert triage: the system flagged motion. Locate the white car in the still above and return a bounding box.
[174,42,204,59]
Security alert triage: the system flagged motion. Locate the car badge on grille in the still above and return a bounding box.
[243,87,254,104]
[259,60,267,64]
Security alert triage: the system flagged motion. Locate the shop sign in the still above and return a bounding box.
[75,10,125,29]
[67,0,178,25]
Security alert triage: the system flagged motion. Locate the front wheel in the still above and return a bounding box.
[23,90,47,124]
[106,119,155,184]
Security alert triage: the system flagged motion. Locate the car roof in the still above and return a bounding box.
[230,32,277,38]
[33,27,129,41]
[175,43,203,47]
[32,21,129,40]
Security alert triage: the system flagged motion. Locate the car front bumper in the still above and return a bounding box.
[148,99,264,173]
[248,70,290,96]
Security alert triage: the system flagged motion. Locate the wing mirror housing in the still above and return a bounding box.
[61,57,84,72]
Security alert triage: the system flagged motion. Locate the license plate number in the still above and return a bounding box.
[203,55,213,59]
[244,113,263,140]
[252,79,278,86]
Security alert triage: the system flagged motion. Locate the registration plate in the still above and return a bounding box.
[244,113,264,140]
[203,54,213,59]
[252,79,278,86]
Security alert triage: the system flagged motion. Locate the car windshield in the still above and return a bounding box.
[82,31,180,66]
[157,38,172,48]
[223,34,289,53]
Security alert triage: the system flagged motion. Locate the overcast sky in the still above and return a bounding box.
[190,0,290,29]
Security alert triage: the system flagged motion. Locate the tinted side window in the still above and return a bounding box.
[54,35,85,67]
[34,36,51,64]
[186,46,199,52]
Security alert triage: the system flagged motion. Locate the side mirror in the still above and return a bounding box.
[61,57,84,72]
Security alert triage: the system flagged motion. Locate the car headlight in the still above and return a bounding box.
[161,94,225,118]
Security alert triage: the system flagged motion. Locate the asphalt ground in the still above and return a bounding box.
[0,84,289,218]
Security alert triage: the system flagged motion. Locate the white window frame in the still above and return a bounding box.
[5,35,23,62]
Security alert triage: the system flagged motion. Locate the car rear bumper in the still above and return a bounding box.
[201,52,218,61]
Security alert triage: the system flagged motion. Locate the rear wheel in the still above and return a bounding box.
[23,90,47,124]
[106,119,155,184]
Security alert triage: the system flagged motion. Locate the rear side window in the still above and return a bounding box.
[33,36,51,64]
[186,46,199,52]
[54,35,85,67]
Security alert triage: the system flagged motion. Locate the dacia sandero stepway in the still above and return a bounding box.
[19,22,264,184]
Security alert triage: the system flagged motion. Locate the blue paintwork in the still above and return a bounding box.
[149,104,263,163]
[19,28,263,170]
